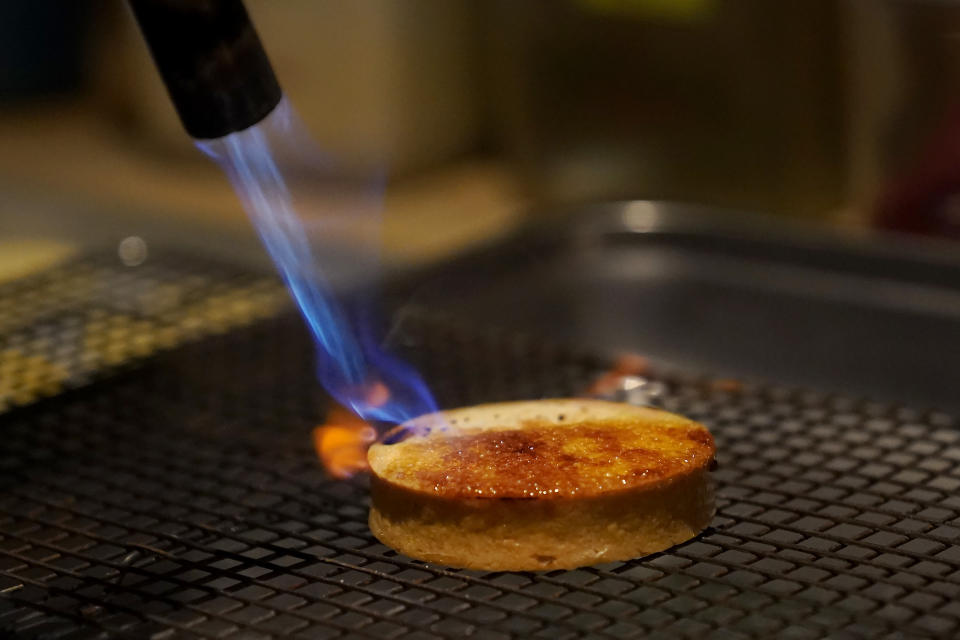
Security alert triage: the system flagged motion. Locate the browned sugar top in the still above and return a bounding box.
[369,416,715,500]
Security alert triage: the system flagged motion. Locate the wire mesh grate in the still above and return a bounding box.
[0,250,289,413]
[1,256,960,639]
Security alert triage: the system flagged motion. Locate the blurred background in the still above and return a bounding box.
[4,0,960,276]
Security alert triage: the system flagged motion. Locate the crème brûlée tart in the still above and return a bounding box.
[367,399,716,571]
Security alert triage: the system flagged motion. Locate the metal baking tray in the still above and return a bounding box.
[402,201,960,414]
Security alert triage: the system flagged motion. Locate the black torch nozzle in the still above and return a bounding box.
[128,0,281,140]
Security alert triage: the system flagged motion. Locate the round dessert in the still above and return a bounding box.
[367,399,716,571]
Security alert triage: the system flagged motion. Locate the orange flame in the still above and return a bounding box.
[313,382,388,479]
[586,353,650,395]
[709,378,742,392]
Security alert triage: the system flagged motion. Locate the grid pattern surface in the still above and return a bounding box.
[0,251,288,413]
[2,266,960,639]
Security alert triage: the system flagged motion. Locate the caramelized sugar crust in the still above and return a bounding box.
[369,400,715,500]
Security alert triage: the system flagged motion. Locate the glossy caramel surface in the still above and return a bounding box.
[368,399,715,499]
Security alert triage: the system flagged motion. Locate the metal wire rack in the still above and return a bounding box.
[1,253,960,639]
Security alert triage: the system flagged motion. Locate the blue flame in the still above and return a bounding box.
[196,99,436,424]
